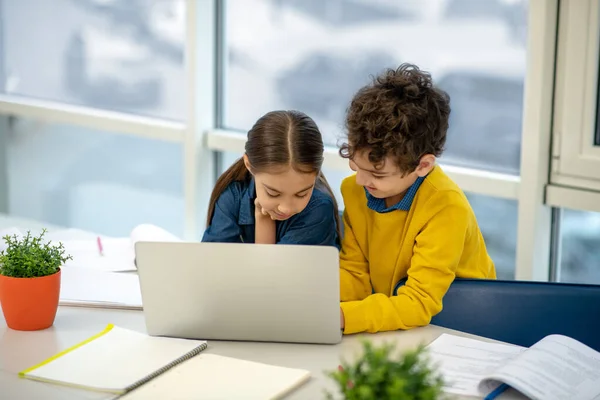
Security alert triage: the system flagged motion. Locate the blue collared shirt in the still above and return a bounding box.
[202,179,340,249]
[364,176,425,213]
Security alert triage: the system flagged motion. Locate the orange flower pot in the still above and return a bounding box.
[0,269,61,331]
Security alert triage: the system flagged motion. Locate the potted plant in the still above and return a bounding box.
[0,229,72,331]
[326,340,445,400]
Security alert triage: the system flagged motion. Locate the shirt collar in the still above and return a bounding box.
[238,178,255,225]
[365,176,425,213]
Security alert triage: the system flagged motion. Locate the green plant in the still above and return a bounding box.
[326,340,445,400]
[0,229,72,278]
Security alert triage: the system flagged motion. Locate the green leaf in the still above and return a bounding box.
[325,340,446,400]
[0,229,73,278]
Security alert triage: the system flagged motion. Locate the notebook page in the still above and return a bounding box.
[480,334,600,400]
[21,326,207,393]
[62,238,136,272]
[120,354,311,400]
[60,267,142,308]
[426,334,525,396]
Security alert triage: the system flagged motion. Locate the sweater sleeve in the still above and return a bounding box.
[341,198,469,334]
[339,208,372,301]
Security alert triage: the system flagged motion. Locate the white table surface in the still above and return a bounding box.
[0,214,525,399]
[0,306,528,400]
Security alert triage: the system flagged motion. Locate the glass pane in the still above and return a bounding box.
[218,152,516,279]
[1,0,186,121]
[559,209,600,284]
[222,0,528,175]
[4,118,184,237]
[465,193,517,280]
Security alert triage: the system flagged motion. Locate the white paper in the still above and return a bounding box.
[0,227,23,252]
[60,267,142,308]
[23,326,206,392]
[481,335,600,400]
[426,334,525,396]
[130,224,181,244]
[58,224,181,273]
[61,238,136,272]
[119,354,311,400]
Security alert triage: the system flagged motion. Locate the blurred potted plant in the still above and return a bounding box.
[0,229,72,330]
[326,340,445,400]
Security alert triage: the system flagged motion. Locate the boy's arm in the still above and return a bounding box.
[339,209,372,301]
[340,201,469,334]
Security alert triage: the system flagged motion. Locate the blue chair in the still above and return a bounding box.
[430,279,600,351]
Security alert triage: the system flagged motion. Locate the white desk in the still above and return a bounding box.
[0,214,524,399]
[0,306,527,400]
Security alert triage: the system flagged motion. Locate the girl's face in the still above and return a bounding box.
[244,157,316,221]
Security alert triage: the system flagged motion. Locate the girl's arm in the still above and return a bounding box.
[254,199,276,244]
[202,186,243,243]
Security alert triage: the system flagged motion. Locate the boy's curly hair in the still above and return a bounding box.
[340,63,451,175]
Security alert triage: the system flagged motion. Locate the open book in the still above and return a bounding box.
[20,324,311,399]
[1,224,180,273]
[58,224,181,272]
[427,333,600,400]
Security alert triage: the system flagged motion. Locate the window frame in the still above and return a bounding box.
[551,0,600,187]
[1,0,600,283]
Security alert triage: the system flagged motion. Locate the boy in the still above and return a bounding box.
[338,63,496,334]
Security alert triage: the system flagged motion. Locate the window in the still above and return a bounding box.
[551,0,600,186]
[222,0,528,175]
[465,193,517,280]
[557,209,600,284]
[4,118,184,237]
[218,152,517,279]
[1,0,186,121]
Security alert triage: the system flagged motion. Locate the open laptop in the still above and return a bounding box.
[134,241,342,345]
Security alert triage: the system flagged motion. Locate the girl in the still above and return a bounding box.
[202,110,341,247]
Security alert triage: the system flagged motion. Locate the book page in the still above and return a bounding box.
[426,334,525,396]
[480,334,600,400]
[119,353,311,400]
[130,224,181,244]
[22,326,206,393]
[62,238,136,272]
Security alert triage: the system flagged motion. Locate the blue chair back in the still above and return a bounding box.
[430,279,600,351]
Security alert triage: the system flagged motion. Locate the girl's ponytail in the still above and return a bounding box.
[316,171,343,243]
[206,157,250,227]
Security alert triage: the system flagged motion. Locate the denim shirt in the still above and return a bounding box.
[364,176,425,213]
[202,179,340,249]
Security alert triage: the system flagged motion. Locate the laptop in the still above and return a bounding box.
[134,241,342,345]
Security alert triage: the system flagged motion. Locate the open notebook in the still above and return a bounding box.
[1,224,180,273]
[19,325,311,399]
[427,333,600,400]
[58,224,181,272]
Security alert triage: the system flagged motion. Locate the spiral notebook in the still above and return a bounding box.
[19,324,312,399]
[19,324,207,394]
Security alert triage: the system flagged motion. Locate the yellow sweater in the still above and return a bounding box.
[340,166,496,334]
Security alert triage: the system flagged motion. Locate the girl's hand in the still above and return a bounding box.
[254,198,275,220]
[254,198,276,244]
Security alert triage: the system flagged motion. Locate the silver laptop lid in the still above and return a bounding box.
[135,241,342,345]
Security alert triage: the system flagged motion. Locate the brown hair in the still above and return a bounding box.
[207,110,342,240]
[340,63,451,175]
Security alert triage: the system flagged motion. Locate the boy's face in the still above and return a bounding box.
[349,149,435,201]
